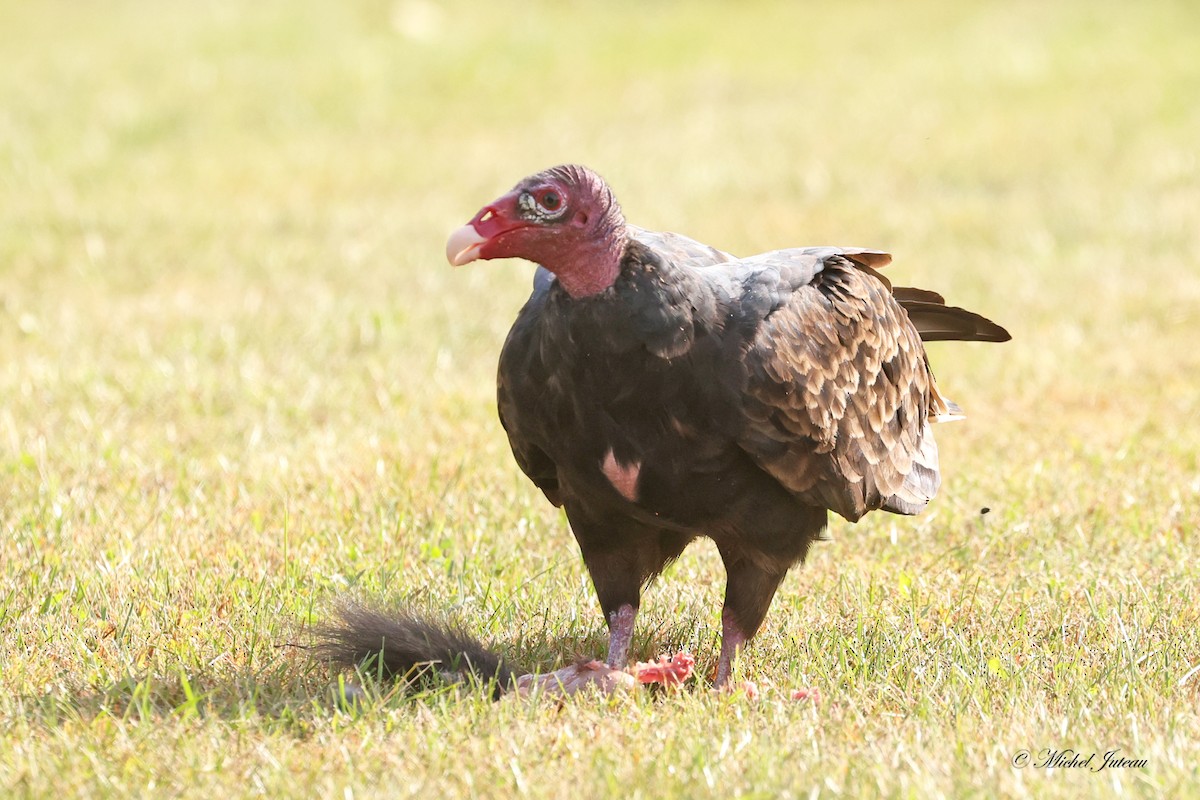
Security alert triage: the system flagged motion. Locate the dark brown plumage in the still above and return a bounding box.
[440,164,1009,687]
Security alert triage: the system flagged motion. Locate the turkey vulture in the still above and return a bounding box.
[318,164,1010,693]
[440,164,1009,686]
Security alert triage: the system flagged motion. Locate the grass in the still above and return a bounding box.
[2,0,1199,796]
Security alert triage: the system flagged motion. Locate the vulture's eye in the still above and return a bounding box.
[541,192,561,210]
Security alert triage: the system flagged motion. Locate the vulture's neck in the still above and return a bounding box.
[549,211,629,299]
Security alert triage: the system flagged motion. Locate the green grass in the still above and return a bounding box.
[2,0,1199,796]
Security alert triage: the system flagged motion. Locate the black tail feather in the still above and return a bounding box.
[313,603,519,699]
[897,298,1012,343]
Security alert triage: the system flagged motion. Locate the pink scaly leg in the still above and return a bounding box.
[605,604,636,667]
[714,608,750,688]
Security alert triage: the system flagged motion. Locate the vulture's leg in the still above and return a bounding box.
[569,508,693,667]
[714,552,789,687]
[605,602,636,668]
[713,505,826,687]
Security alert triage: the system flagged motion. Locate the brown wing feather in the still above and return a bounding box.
[628,231,1005,517]
[738,257,940,522]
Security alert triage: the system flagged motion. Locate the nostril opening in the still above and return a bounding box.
[480,210,494,222]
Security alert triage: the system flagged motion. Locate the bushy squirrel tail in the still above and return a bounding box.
[313,603,519,699]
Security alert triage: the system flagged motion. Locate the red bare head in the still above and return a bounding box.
[446,165,628,298]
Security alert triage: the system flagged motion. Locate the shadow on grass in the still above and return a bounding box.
[12,616,719,729]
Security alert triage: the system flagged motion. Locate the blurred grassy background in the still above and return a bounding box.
[2,0,1198,797]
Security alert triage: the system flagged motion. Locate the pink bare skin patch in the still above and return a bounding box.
[601,449,641,502]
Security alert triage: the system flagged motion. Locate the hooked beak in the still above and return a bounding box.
[445,189,530,267]
[446,224,487,266]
